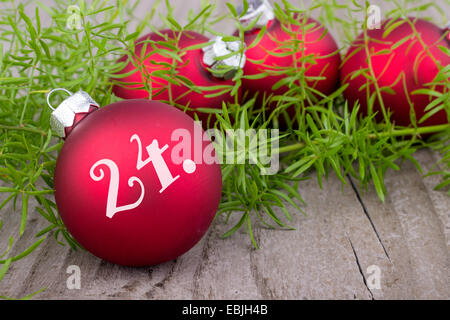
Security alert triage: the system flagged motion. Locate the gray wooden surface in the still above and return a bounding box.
[1,149,448,299]
[0,0,449,300]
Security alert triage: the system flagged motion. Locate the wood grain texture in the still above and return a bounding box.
[1,150,448,299]
[0,0,449,300]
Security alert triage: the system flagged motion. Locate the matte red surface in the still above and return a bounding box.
[112,30,238,127]
[54,100,222,266]
[341,18,450,127]
[239,17,341,110]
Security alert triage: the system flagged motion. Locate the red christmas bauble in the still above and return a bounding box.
[52,94,222,266]
[341,18,450,127]
[112,30,242,127]
[237,8,340,110]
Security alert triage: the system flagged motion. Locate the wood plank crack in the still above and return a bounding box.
[347,237,374,300]
[192,228,213,298]
[154,259,176,288]
[249,224,273,299]
[348,175,391,262]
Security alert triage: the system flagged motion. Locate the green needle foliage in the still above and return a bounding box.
[0,0,449,298]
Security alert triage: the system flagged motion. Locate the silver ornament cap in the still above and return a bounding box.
[237,0,275,29]
[202,36,246,80]
[48,89,99,138]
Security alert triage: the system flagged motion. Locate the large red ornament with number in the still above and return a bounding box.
[236,0,341,110]
[112,30,244,127]
[341,18,450,127]
[51,91,222,266]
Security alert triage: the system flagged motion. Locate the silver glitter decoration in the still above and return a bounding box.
[237,0,274,29]
[202,37,246,80]
[50,90,99,138]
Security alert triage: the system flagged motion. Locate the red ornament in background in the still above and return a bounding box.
[341,18,450,127]
[112,30,245,127]
[236,0,341,110]
[50,90,222,266]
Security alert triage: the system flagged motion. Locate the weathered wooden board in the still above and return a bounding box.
[0,149,448,299]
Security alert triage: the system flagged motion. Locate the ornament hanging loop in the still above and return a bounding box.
[49,89,99,138]
[47,88,73,111]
